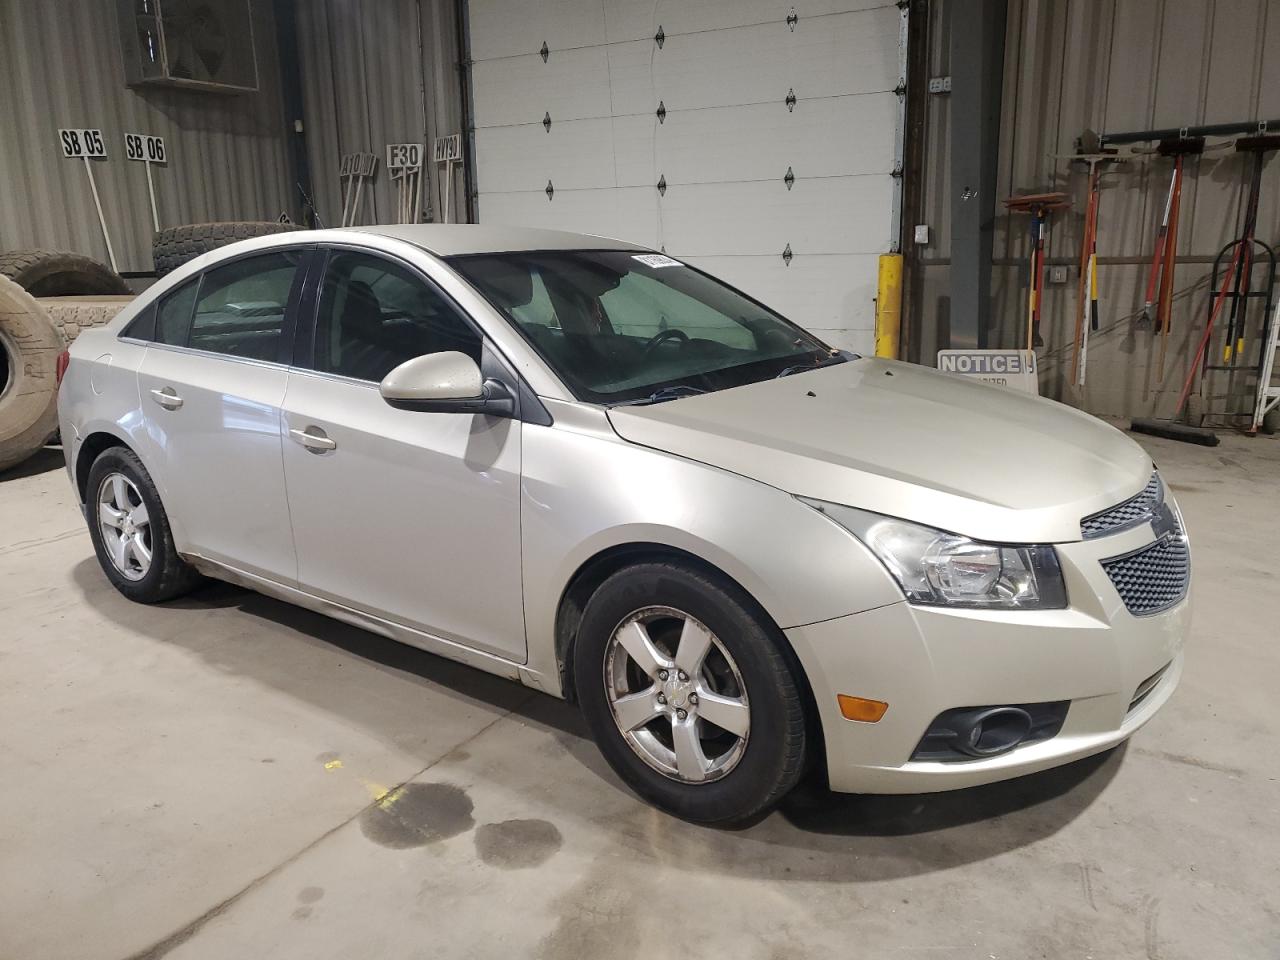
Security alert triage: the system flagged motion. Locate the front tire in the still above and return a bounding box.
[575,562,808,825]
[85,447,201,603]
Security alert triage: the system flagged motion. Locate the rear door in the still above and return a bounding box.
[134,249,309,581]
[279,247,526,661]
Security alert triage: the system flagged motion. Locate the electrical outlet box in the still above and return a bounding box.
[913,224,930,245]
[1049,265,1068,284]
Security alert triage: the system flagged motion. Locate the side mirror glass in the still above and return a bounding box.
[379,352,515,418]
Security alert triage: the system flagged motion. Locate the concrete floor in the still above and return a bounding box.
[1,431,1277,960]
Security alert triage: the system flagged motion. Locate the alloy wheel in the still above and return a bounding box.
[97,472,153,581]
[603,605,751,783]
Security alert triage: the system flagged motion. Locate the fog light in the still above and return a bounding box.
[837,695,888,723]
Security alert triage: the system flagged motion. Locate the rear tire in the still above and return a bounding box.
[85,447,201,603]
[574,561,807,825]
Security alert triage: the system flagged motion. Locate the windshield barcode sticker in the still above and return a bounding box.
[632,254,682,268]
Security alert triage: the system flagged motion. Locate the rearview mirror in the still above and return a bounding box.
[379,352,515,417]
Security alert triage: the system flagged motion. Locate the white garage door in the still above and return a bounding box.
[467,0,905,353]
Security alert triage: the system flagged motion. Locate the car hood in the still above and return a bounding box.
[606,358,1153,543]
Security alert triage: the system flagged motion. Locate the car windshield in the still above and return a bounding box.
[449,250,837,404]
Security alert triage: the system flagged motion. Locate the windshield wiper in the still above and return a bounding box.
[775,353,850,378]
[611,384,708,407]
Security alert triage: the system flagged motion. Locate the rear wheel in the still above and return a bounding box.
[575,562,807,825]
[85,447,201,602]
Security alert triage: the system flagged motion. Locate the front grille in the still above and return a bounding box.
[1100,532,1190,616]
[1082,472,1163,538]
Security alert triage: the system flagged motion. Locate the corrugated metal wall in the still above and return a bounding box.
[0,0,293,273]
[294,0,468,230]
[912,0,1280,421]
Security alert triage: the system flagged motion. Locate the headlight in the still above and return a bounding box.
[801,499,1067,610]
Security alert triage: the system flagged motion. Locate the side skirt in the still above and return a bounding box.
[183,553,562,697]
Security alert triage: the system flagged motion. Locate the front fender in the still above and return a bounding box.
[519,407,903,688]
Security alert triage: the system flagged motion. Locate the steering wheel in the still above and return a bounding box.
[641,328,689,357]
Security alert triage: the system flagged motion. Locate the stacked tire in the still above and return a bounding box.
[153,221,301,277]
[0,251,134,475]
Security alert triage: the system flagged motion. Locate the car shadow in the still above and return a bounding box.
[71,557,1123,881]
[0,445,64,481]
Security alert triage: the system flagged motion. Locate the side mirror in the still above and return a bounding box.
[379,351,515,417]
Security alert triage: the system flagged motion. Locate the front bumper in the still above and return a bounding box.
[786,519,1190,794]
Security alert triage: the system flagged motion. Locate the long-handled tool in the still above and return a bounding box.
[1004,192,1070,351]
[1138,138,1204,340]
[1139,166,1178,328]
[1155,153,1185,382]
[1222,135,1278,364]
[1070,151,1120,386]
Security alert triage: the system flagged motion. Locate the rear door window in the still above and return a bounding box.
[187,251,302,362]
[154,279,199,345]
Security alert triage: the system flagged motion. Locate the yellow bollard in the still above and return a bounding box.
[875,253,903,359]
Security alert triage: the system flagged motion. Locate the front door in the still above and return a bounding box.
[134,249,305,581]
[280,249,526,661]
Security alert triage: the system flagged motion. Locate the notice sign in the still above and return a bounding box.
[937,349,1039,394]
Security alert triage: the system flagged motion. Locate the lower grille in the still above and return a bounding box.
[1129,663,1171,713]
[1101,534,1190,616]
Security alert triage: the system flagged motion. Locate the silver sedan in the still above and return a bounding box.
[58,225,1190,824]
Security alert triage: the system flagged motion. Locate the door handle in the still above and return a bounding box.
[150,387,183,410]
[289,426,337,453]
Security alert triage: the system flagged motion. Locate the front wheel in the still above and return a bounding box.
[575,562,808,825]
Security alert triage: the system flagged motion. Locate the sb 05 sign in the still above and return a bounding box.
[124,133,167,163]
[59,128,107,158]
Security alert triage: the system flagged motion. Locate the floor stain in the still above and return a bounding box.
[474,819,562,869]
[1079,862,1097,911]
[297,886,324,904]
[1143,894,1162,959]
[291,906,312,921]
[315,751,340,765]
[359,782,474,849]
[537,876,637,960]
[1133,747,1245,777]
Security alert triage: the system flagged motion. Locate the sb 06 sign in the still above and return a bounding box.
[124,133,167,163]
[59,128,107,159]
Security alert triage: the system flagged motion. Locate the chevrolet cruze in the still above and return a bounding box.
[59,225,1190,824]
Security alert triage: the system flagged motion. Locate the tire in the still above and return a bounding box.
[0,276,61,474]
[85,446,202,603]
[574,561,807,825]
[0,250,130,297]
[39,295,135,344]
[153,221,302,277]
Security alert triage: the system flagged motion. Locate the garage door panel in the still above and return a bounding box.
[608,7,901,114]
[477,119,623,193]
[473,48,612,128]
[661,178,893,256]
[687,253,878,348]
[604,0,896,41]
[479,188,659,246]
[655,93,898,184]
[469,0,606,61]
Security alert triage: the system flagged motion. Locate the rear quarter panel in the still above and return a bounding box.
[58,330,187,544]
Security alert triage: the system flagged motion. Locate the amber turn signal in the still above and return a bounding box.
[837,695,888,723]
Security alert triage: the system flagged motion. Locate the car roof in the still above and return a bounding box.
[342,224,650,257]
